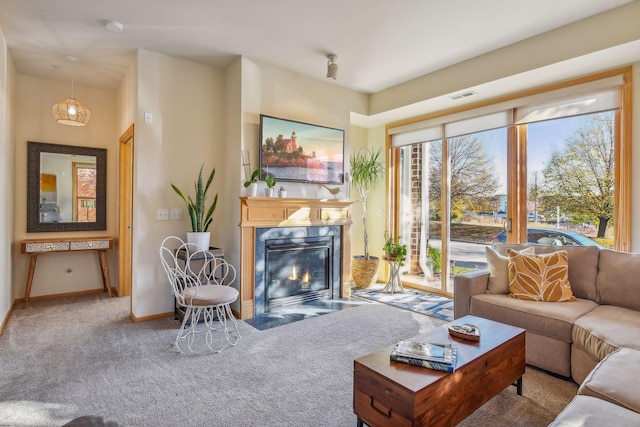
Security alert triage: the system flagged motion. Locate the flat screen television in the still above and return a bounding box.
[259,114,344,184]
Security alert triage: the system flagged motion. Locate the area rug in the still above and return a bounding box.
[352,286,454,321]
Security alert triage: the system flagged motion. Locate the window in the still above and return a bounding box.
[72,162,97,222]
[388,68,631,296]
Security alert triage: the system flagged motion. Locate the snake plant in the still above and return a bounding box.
[171,164,218,232]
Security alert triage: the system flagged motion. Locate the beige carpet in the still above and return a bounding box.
[0,294,577,426]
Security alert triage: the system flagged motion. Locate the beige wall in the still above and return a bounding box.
[12,75,118,300]
[370,1,640,115]
[131,50,225,318]
[0,26,15,326]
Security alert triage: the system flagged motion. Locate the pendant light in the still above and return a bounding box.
[52,56,91,126]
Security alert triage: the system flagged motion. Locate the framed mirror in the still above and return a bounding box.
[27,141,107,232]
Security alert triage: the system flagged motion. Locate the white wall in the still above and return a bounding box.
[131,50,224,318]
[12,75,118,300]
[0,25,15,328]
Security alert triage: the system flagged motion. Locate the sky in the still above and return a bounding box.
[480,113,610,193]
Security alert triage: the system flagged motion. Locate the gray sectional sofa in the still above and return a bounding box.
[454,244,640,424]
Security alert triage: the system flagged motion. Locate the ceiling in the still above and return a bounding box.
[0,0,635,98]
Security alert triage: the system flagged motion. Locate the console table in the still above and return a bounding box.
[21,237,114,308]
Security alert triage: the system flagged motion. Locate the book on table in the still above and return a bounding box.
[390,340,457,373]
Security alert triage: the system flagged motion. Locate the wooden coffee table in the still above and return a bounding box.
[353,315,525,426]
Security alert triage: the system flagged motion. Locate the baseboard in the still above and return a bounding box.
[130,311,174,323]
[15,287,113,304]
[0,301,15,336]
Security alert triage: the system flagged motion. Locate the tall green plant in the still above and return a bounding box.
[171,164,218,232]
[350,148,384,259]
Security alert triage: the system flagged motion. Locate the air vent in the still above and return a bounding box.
[450,91,477,100]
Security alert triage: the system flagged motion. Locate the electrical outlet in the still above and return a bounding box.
[170,208,182,220]
[157,209,169,220]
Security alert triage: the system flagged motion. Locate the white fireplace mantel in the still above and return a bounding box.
[239,197,354,319]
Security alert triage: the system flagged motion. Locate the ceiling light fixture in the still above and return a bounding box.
[52,56,91,127]
[105,20,124,33]
[326,54,338,79]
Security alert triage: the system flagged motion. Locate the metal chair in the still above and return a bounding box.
[160,236,240,353]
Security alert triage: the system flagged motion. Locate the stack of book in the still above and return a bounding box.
[390,340,458,373]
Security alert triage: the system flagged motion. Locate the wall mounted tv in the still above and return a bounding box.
[259,114,345,185]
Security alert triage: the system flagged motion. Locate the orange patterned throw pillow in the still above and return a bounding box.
[507,248,576,302]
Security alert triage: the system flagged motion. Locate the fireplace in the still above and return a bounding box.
[239,197,354,319]
[254,226,341,315]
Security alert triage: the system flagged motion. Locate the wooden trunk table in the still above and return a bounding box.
[353,315,525,426]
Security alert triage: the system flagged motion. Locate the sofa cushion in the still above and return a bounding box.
[549,396,640,427]
[494,244,598,301]
[596,249,640,310]
[579,348,640,414]
[486,246,534,294]
[572,305,640,362]
[470,293,597,343]
[534,245,599,301]
[507,249,576,302]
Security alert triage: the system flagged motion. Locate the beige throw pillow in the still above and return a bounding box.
[486,246,534,294]
[507,248,576,302]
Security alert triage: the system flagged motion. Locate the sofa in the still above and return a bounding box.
[454,244,640,424]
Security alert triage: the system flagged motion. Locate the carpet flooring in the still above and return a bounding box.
[0,294,577,426]
[352,285,454,321]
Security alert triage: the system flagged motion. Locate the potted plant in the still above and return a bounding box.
[383,236,407,267]
[244,168,262,197]
[171,164,218,250]
[264,174,277,197]
[278,185,287,198]
[350,148,385,288]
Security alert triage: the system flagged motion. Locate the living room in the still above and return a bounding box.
[1,1,640,425]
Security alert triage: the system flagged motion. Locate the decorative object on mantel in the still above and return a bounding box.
[350,148,385,288]
[171,164,218,249]
[322,185,341,199]
[51,56,91,126]
[278,185,287,198]
[243,168,261,197]
[264,174,277,197]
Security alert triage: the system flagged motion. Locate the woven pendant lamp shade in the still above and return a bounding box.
[52,97,91,126]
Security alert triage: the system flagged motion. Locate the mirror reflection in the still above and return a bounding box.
[40,152,97,223]
[27,141,107,232]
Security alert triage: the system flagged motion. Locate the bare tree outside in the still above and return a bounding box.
[540,113,615,238]
[429,134,499,219]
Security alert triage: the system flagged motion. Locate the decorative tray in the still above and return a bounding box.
[448,324,481,341]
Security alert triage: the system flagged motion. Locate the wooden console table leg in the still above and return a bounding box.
[97,250,113,297]
[23,254,39,309]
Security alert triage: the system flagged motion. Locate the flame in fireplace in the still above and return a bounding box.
[288,265,297,281]
[302,271,310,283]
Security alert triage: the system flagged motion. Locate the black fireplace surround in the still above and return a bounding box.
[254,226,341,315]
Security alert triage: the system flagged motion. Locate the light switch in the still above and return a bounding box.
[156,209,169,220]
[144,112,153,124]
[170,208,182,220]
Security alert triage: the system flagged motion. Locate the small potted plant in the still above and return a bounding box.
[171,164,218,250]
[278,185,287,198]
[264,174,277,197]
[244,168,262,197]
[383,235,407,267]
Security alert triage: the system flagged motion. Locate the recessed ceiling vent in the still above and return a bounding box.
[450,91,477,100]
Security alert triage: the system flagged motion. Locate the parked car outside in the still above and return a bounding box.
[492,227,605,249]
